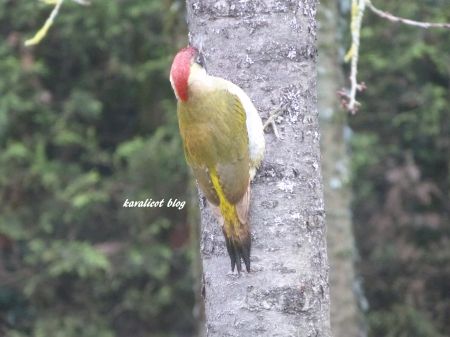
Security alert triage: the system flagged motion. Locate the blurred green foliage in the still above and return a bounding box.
[0,0,194,336]
[349,2,450,336]
[367,304,445,337]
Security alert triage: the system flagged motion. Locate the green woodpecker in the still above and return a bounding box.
[170,46,265,272]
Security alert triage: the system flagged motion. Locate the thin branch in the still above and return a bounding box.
[342,0,366,114]
[367,1,450,29]
[25,0,90,46]
[341,0,450,114]
[25,0,64,46]
[71,0,91,5]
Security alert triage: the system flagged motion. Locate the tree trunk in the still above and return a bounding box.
[317,1,366,336]
[185,1,331,336]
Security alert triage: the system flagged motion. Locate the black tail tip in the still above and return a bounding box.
[223,230,251,273]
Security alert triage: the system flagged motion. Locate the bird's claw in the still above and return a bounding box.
[263,107,285,140]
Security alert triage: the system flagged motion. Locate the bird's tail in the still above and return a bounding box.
[222,216,251,273]
[208,167,251,272]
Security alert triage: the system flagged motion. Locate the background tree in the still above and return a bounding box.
[317,0,366,336]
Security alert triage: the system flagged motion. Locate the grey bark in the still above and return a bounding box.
[188,171,207,337]
[317,1,366,336]
[185,0,331,336]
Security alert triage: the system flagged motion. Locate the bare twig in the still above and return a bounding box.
[70,0,91,5]
[341,0,450,114]
[343,0,366,114]
[25,0,90,46]
[337,83,366,113]
[367,1,450,29]
[25,0,64,46]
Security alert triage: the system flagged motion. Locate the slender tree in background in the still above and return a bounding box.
[317,0,366,336]
[184,0,331,335]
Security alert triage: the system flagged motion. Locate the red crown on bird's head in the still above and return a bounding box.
[170,46,199,102]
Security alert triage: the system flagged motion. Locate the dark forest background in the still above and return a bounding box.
[0,0,449,336]
[350,2,450,336]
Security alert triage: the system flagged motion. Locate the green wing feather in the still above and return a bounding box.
[178,90,250,205]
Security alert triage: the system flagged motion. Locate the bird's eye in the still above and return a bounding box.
[195,53,206,70]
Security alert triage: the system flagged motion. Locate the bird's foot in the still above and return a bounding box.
[263,106,285,140]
